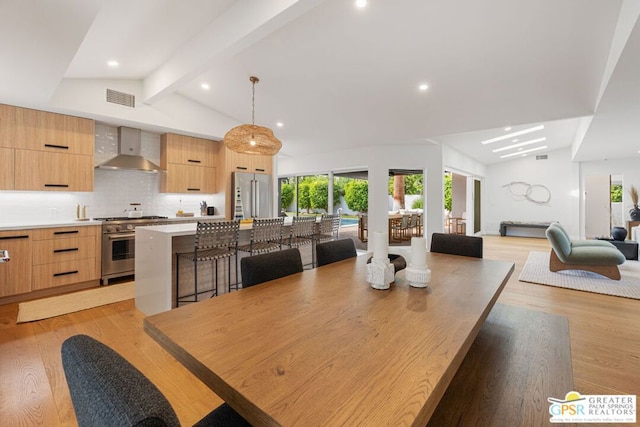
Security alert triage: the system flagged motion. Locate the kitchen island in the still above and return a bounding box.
[135,219,296,315]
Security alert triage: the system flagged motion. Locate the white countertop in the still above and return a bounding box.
[0,214,225,232]
[0,219,103,231]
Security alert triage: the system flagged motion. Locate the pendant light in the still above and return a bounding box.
[223,76,282,155]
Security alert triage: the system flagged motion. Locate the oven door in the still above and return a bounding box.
[102,232,136,283]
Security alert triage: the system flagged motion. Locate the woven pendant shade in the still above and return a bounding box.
[223,76,282,156]
[224,124,282,155]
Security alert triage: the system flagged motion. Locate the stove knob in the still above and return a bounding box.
[116,225,122,232]
[105,225,112,232]
[126,224,134,231]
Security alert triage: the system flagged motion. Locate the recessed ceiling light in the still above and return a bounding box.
[201,83,210,90]
[481,124,544,145]
[418,83,429,91]
[355,0,367,8]
[492,137,547,153]
[504,126,512,131]
[276,122,284,127]
[107,60,119,68]
[499,145,547,158]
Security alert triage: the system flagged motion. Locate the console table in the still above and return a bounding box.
[595,238,639,260]
[499,221,552,237]
[626,220,640,238]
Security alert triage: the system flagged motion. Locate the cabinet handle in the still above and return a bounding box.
[54,270,79,277]
[187,159,201,163]
[187,188,201,192]
[0,235,29,240]
[54,230,79,235]
[255,168,265,172]
[236,166,248,170]
[45,184,70,188]
[54,247,79,253]
[44,144,70,150]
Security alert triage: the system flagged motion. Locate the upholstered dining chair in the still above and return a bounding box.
[240,248,303,288]
[61,334,251,427]
[430,232,483,258]
[316,238,357,267]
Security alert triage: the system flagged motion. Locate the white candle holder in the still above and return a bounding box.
[406,236,431,288]
[405,264,431,288]
[366,258,395,290]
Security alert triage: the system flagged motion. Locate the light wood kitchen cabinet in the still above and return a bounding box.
[0,104,95,192]
[14,149,94,191]
[0,231,32,297]
[160,133,217,194]
[217,145,274,218]
[161,163,216,193]
[0,104,94,155]
[31,225,100,291]
[0,147,14,190]
[160,133,217,167]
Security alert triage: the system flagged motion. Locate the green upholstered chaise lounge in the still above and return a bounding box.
[545,222,626,280]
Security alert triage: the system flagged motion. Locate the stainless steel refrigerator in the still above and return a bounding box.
[232,172,273,219]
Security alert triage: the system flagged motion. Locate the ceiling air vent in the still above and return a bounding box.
[536,154,548,160]
[106,89,135,108]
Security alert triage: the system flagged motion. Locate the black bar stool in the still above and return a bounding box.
[176,220,240,306]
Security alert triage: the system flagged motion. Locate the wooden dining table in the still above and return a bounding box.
[144,253,514,426]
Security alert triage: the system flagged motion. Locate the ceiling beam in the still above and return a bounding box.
[142,0,325,104]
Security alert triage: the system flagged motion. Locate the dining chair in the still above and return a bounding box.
[430,232,483,258]
[316,238,357,267]
[176,220,240,306]
[286,216,316,268]
[61,334,251,427]
[408,213,420,237]
[358,214,368,242]
[315,214,336,244]
[237,217,284,255]
[240,248,303,288]
[391,215,410,241]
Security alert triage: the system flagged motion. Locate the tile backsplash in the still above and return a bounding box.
[0,124,223,224]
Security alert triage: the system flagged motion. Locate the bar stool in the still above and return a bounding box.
[237,217,284,256]
[175,220,240,306]
[286,216,316,268]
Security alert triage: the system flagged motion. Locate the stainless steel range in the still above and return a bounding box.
[96,216,168,285]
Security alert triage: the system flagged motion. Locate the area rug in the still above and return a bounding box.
[519,251,640,300]
[16,282,135,323]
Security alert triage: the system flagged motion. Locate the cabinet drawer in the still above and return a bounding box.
[32,259,96,290]
[160,163,216,193]
[15,150,93,192]
[32,236,96,265]
[31,225,98,240]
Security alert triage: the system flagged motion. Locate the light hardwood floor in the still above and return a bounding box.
[1,235,638,426]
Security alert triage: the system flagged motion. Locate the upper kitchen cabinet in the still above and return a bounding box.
[159,133,217,194]
[15,150,94,191]
[216,146,274,218]
[160,133,216,167]
[0,104,94,155]
[0,147,14,190]
[220,147,272,175]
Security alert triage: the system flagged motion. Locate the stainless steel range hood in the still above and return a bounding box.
[96,127,163,173]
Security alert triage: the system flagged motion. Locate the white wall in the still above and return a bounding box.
[579,157,640,233]
[484,147,580,237]
[278,144,444,250]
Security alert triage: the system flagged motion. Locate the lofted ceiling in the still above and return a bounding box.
[1,0,639,165]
